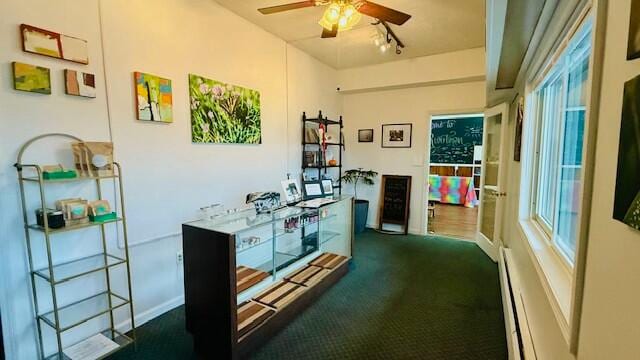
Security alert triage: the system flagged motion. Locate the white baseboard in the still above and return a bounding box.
[116,295,184,332]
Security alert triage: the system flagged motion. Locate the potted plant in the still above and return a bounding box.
[341,168,378,233]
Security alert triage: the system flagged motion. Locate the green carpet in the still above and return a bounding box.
[108,230,507,359]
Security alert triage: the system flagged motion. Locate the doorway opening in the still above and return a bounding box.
[426,113,484,240]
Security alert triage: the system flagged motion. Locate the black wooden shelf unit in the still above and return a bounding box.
[301,111,344,193]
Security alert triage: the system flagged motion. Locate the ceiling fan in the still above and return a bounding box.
[258,0,412,39]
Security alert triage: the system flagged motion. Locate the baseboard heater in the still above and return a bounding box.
[498,247,537,360]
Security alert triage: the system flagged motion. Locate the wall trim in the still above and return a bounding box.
[338,76,485,95]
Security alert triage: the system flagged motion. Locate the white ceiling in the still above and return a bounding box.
[214,0,486,69]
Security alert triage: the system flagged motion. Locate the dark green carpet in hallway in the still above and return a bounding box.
[108,230,507,359]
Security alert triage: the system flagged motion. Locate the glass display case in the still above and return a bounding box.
[182,196,353,358]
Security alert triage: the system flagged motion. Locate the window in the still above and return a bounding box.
[531,20,592,264]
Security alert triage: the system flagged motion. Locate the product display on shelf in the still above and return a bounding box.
[301,111,344,193]
[14,133,136,360]
[182,195,353,358]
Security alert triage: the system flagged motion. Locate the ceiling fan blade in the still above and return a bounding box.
[357,1,412,25]
[258,1,317,14]
[321,24,338,38]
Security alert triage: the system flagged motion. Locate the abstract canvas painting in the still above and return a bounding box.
[628,0,640,60]
[21,24,89,64]
[134,72,173,123]
[65,70,96,98]
[613,74,640,231]
[189,74,261,144]
[12,62,51,94]
[21,24,61,58]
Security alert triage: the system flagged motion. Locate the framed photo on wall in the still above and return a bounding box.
[358,129,374,142]
[381,123,412,148]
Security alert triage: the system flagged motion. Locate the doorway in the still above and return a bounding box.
[426,113,484,240]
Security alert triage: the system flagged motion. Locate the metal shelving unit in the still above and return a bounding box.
[301,111,344,193]
[14,133,136,360]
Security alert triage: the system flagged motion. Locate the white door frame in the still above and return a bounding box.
[421,108,485,237]
[476,102,510,261]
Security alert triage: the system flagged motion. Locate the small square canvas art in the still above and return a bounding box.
[134,72,173,123]
[65,70,96,98]
[628,0,640,60]
[613,74,640,231]
[12,62,51,94]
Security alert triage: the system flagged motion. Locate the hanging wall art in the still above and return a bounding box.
[20,24,89,64]
[134,72,173,123]
[12,62,51,95]
[189,74,261,144]
[65,70,96,98]
[613,73,640,231]
[381,123,412,148]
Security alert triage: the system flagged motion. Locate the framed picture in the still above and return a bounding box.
[321,179,334,195]
[613,73,640,231]
[281,179,302,204]
[358,129,374,142]
[628,0,640,60]
[303,181,324,199]
[382,123,412,148]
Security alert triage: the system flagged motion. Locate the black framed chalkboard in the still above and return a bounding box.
[378,175,411,234]
[430,117,483,164]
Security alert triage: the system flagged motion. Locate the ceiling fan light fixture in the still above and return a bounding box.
[318,2,361,32]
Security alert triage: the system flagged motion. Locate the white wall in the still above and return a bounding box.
[338,47,485,93]
[0,0,341,358]
[498,0,640,358]
[341,81,486,234]
[577,0,640,357]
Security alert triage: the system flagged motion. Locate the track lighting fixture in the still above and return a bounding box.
[372,20,404,55]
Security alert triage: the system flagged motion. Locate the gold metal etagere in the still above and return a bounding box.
[14,133,136,360]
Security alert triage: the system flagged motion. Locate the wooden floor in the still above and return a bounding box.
[428,203,478,240]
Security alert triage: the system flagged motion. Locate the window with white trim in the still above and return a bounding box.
[530,19,592,265]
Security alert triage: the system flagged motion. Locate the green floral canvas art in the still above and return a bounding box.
[189,74,261,144]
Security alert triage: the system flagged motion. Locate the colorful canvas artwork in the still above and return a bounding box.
[20,24,89,64]
[65,70,96,98]
[12,62,51,94]
[189,74,261,144]
[134,72,173,123]
[613,74,640,231]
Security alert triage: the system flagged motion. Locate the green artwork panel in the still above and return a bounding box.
[189,74,261,144]
[12,62,51,94]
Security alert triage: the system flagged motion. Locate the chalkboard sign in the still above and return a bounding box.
[430,117,483,164]
[378,175,412,234]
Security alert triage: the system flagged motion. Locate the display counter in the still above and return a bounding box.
[182,195,353,359]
